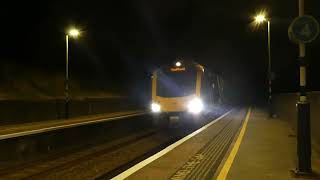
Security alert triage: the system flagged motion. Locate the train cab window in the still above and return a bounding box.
[156,69,197,97]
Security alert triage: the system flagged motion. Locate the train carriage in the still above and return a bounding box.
[150,61,224,124]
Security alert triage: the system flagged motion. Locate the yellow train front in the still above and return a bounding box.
[150,61,223,124]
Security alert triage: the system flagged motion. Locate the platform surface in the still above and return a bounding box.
[0,110,146,140]
[114,107,320,180]
[227,108,320,180]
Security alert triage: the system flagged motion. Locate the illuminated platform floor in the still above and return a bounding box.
[113,107,320,180]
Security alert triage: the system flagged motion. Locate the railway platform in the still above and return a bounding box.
[114,107,320,180]
[0,110,147,140]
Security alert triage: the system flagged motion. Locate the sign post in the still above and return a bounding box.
[288,0,319,176]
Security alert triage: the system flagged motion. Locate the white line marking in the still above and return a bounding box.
[0,112,147,140]
[111,109,233,180]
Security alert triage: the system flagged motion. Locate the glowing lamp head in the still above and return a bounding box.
[175,61,182,67]
[68,28,80,38]
[254,14,266,24]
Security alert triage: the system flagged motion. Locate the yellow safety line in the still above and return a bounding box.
[216,107,251,180]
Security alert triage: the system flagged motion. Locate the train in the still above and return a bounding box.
[150,61,224,124]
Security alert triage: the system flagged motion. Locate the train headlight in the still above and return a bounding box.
[188,98,204,114]
[151,103,161,113]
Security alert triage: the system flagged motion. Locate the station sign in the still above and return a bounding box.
[170,67,186,72]
[288,15,319,44]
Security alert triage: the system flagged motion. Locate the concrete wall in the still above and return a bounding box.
[274,92,320,147]
[0,98,141,125]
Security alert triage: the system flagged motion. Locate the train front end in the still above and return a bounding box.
[150,62,205,123]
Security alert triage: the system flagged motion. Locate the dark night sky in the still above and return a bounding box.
[0,0,320,97]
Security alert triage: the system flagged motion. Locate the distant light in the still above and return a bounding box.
[68,28,80,38]
[254,14,267,24]
[176,61,182,67]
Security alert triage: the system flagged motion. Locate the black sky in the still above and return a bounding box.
[0,0,319,96]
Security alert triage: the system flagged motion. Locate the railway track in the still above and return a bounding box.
[0,110,227,180]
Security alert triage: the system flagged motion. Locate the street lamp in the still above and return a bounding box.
[65,28,80,119]
[255,14,266,24]
[254,12,273,117]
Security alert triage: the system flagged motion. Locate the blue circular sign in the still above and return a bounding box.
[288,15,319,43]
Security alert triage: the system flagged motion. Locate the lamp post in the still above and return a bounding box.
[65,28,80,119]
[254,13,273,117]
